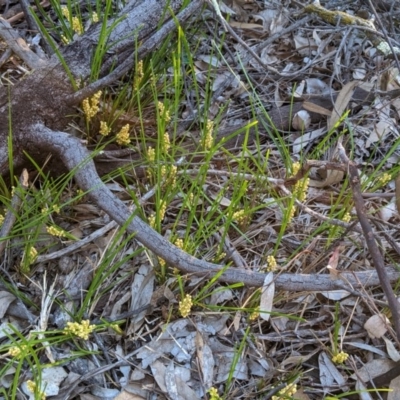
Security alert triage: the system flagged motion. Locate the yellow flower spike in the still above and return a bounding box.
[267,255,277,272]
[162,132,170,153]
[26,380,36,393]
[203,119,214,150]
[61,35,70,45]
[179,294,193,318]
[271,383,297,400]
[249,310,260,321]
[99,121,111,136]
[134,60,144,88]
[342,212,351,223]
[72,16,83,35]
[0,214,4,225]
[158,101,171,123]
[378,172,391,185]
[208,387,222,400]
[116,124,131,146]
[91,12,99,23]
[25,380,46,400]
[147,146,155,162]
[291,161,301,175]
[61,6,70,19]
[232,210,246,224]
[175,238,184,249]
[47,225,67,238]
[158,257,166,268]
[63,320,95,340]
[294,177,309,202]
[159,201,167,221]
[148,214,156,228]
[28,247,38,264]
[332,351,349,364]
[9,344,28,358]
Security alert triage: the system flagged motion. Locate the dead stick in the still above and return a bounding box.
[337,142,400,343]
[0,169,29,258]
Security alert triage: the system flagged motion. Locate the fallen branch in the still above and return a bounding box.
[30,123,400,292]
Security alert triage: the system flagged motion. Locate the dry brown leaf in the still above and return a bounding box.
[292,110,311,131]
[113,392,146,400]
[229,21,263,30]
[259,272,274,321]
[327,81,359,130]
[0,291,16,319]
[364,314,390,339]
[302,101,332,116]
[383,336,400,362]
[309,169,344,187]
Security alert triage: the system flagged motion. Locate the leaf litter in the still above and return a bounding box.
[2,0,400,398]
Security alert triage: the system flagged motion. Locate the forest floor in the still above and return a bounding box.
[1,0,400,399]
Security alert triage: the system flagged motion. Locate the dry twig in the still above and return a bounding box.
[337,142,400,343]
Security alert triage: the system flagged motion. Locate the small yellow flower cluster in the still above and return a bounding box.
[26,380,46,400]
[158,102,171,124]
[267,255,277,272]
[27,247,38,264]
[185,193,194,208]
[134,60,144,88]
[91,12,99,23]
[116,124,131,146]
[110,323,123,335]
[72,17,83,35]
[99,121,111,136]
[52,204,60,213]
[292,161,301,175]
[82,91,102,121]
[332,351,349,364]
[179,294,193,318]
[294,177,309,202]
[342,212,351,223]
[159,201,167,221]
[208,387,222,400]
[147,146,155,162]
[249,310,260,321]
[379,172,391,186]
[162,132,170,153]
[158,257,166,268]
[61,35,70,45]
[61,6,70,19]
[9,344,28,358]
[148,214,156,228]
[203,119,214,150]
[47,225,67,238]
[287,205,296,222]
[64,320,95,340]
[232,210,246,224]
[0,214,4,225]
[175,238,184,249]
[167,165,177,186]
[272,383,297,400]
[160,165,167,179]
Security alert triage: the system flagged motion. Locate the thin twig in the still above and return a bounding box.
[337,142,400,343]
[0,18,46,69]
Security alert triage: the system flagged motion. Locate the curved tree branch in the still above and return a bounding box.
[31,123,400,292]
